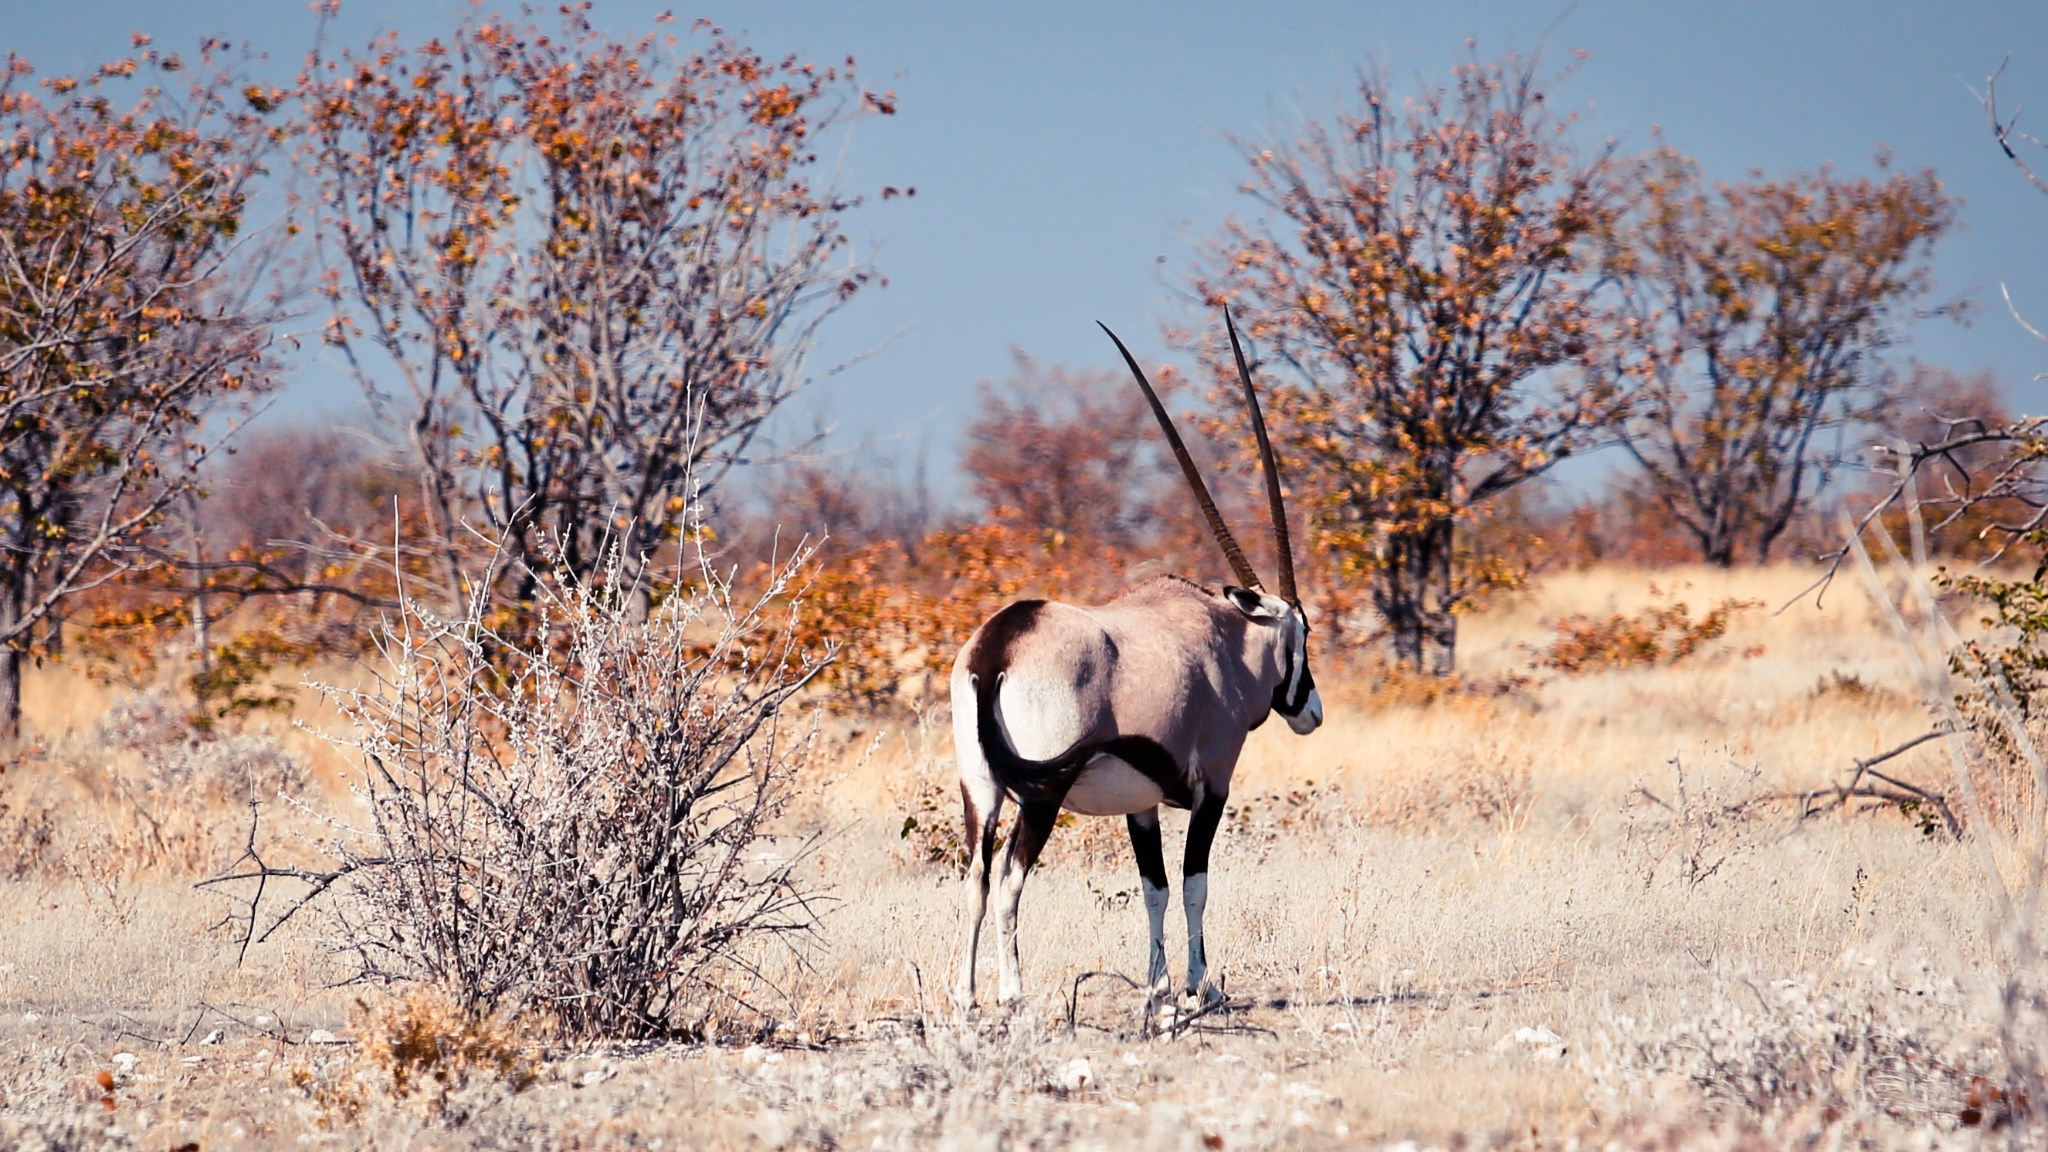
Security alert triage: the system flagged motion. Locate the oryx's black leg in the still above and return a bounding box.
[1182,790,1228,1001]
[995,797,1062,1005]
[955,777,1006,1013]
[1126,807,1170,1000]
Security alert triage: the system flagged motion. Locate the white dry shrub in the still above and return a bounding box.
[1593,962,2017,1134]
[279,542,831,1039]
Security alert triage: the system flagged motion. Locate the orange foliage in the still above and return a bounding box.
[0,40,286,737]
[1530,586,1762,674]
[301,6,897,616]
[1192,51,1633,674]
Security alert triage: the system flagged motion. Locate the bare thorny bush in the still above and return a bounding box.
[1624,750,1776,891]
[211,538,833,1041]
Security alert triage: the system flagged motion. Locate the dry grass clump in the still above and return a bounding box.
[1351,747,1538,837]
[0,689,312,897]
[291,987,539,1128]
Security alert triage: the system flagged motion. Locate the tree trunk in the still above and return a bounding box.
[1376,516,1458,677]
[188,494,213,675]
[0,643,19,751]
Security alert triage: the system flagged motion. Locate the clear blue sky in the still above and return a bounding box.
[7,0,2046,489]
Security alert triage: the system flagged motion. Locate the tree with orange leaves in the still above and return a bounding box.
[1615,148,1956,567]
[1195,51,1633,675]
[961,352,1178,562]
[302,6,899,610]
[0,39,288,743]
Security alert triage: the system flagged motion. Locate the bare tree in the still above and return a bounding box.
[962,352,1176,557]
[0,42,287,742]
[302,9,900,611]
[1617,148,1956,566]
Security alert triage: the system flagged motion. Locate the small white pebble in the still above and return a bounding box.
[1056,1057,1093,1091]
[199,1028,224,1046]
[305,1028,344,1045]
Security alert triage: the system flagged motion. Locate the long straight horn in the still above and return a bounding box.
[1098,321,1263,592]
[1225,310,1298,606]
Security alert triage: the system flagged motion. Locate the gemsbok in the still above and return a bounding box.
[950,312,1324,1015]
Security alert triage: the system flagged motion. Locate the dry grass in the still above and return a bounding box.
[1,563,2036,1149]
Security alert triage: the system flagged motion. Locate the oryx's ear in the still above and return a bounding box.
[1223,585,1282,618]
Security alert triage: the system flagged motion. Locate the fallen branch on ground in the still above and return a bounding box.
[1792,728,1963,840]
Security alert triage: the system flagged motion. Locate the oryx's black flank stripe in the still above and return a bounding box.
[967,599,1192,809]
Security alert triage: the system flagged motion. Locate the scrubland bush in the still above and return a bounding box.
[1531,586,1764,673]
[1623,751,1777,891]
[219,543,831,1040]
[1839,506,2048,1140]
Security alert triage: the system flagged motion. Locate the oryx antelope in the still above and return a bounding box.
[950,312,1323,1013]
